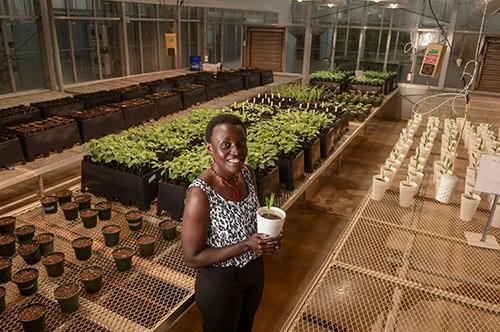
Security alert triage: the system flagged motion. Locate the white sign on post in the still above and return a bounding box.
[475,155,500,195]
[355,70,364,78]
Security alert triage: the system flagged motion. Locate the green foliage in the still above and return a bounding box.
[155,145,211,182]
[265,193,275,218]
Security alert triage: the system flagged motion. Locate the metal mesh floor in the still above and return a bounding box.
[0,190,196,332]
[283,121,500,332]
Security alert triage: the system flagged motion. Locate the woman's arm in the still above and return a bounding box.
[181,186,277,269]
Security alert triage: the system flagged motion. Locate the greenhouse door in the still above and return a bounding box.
[476,38,500,93]
[246,28,285,71]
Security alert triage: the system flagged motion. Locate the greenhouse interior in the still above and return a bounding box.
[1,0,500,331]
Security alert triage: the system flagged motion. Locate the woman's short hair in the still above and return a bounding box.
[205,114,245,143]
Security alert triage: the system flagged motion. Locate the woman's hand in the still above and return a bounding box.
[247,231,284,255]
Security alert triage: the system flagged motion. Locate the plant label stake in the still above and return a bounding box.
[464,154,500,250]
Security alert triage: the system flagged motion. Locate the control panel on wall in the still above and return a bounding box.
[90,53,111,77]
[87,24,109,49]
[419,43,447,78]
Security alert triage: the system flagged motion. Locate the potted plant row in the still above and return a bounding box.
[110,98,157,128]
[66,105,125,143]
[112,84,151,101]
[145,90,183,118]
[0,132,26,169]
[31,97,86,118]
[0,105,41,133]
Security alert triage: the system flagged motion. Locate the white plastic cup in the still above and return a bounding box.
[257,207,285,237]
[436,174,460,204]
[372,175,389,201]
[433,161,443,183]
[408,171,423,189]
[460,193,481,222]
[399,181,418,208]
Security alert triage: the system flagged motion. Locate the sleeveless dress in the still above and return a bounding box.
[187,165,261,268]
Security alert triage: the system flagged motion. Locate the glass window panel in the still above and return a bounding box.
[336,28,360,65]
[346,1,364,26]
[486,15,500,33]
[159,21,175,71]
[290,2,307,25]
[69,0,92,16]
[224,24,241,68]
[392,6,417,29]
[206,22,221,63]
[181,21,188,67]
[55,19,74,84]
[388,30,411,64]
[100,20,122,78]
[207,8,222,22]
[180,6,197,20]
[96,0,117,18]
[142,21,158,73]
[243,10,263,24]
[8,19,45,91]
[53,0,66,16]
[362,29,388,64]
[444,33,478,89]
[223,9,242,23]
[313,5,336,26]
[71,20,98,82]
[310,27,333,73]
[190,22,198,56]
[158,5,174,21]
[140,3,156,18]
[127,20,141,75]
[285,26,305,73]
[0,24,13,94]
[1,0,36,16]
[421,0,452,30]
[335,27,347,60]
[456,0,483,30]
[365,5,390,27]
[125,3,138,18]
[266,12,278,24]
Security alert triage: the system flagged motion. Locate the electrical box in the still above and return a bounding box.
[88,24,109,49]
[90,53,111,77]
[419,43,447,78]
[165,33,177,56]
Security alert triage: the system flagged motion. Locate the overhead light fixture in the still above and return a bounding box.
[316,0,347,6]
[376,0,410,8]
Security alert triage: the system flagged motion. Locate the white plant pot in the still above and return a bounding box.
[433,161,443,183]
[418,145,432,160]
[466,166,476,179]
[436,174,460,204]
[410,156,426,168]
[381,166,396,186]
[408,163,424,174]
[408,171,424,188]
[372,175,390,201]
[460,193,481,222]
[385,158,401,170]
[396,143,410,156]
[390,152,405,163]
[257,206,286,237]
[399,181,418,208]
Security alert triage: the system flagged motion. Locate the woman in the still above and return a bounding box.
[182,113,283,332]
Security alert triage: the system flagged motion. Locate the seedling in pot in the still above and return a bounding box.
[406,173,412,186]
[440,158,453,175]
[265,193,275,218]
[381,169,386,181]
[392,147,401,161]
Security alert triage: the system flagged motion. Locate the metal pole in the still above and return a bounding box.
[480,194,500,242]
[301,1,313,86]
[46,0,65,92]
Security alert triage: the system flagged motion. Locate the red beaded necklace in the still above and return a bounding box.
[210,164,243,201]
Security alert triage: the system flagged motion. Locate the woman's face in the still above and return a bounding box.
[207,123,248,176]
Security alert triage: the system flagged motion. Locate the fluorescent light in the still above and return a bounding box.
[376,0,410,8]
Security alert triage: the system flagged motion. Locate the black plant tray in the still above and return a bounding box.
[225,77,244,94]
[0,111,42,133]
[76,111,125,142]
[302,138,321,173]
[157,180,188,219]
[121,87,151,101]
[175,77,197,87]
[256,166,280,206]
[242,73,261,90]
[310,79,345,92]
[81,159,161,211]
[0,137,26,169]
[276,151,305,191]
[16,122,82,162]
[85,95,122,109]
[338,111,349,135]
[348,83,383,94]
[259,70,274,85]
[196,72,215,83]
[180,88,207,109]
[39,101,87,118]
[122,103,157,128]
[205,81,227,100]
[154,94,183,118]
[143,81,176,93]
[319,126,335,159]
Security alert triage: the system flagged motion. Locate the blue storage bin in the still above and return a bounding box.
[189,56,202,71]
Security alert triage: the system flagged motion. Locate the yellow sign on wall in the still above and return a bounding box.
[420,43,447,78]
[165,33,177,56]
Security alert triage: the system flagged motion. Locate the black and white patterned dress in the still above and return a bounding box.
[188,166,261,268]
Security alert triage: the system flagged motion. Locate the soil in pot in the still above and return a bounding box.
[0,257,12,283]
[54,282,79,298]
[55,189,72,206]
[159,220,177,241]
[137,235,155,244]
[18,240,41,265]
[54,282,80,313]
[13,268,38,283]
[40,195,58,214]
[41,252,65,277]
[80,209,98,228]
[258,210,282,220]
[80,266,103,293]
[34,232,55,256]
[95,201,112,220]
[137,234,156,257]
[0,234,16,257]
[102,225,121,247]
[113,247,133,258]
[80,266,102,280]
[72,237,93,260]
[125,211,143,231]
[61,201,80,221]
[18,303,47,332]
[15,225,35,243]
[113,247,134,271]
[0,216,16,234]
[13,268,39,296]
[75,195,92,211]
